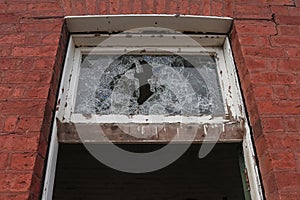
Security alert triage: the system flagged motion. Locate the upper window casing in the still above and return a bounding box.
[58,33,243,125]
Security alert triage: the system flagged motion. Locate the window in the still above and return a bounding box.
[43,15,263,200]
[76,54,224,116]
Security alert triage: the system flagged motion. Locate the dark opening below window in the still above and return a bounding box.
[53,143,245,200]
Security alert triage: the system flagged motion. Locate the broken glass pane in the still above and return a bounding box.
[75,53,225,116]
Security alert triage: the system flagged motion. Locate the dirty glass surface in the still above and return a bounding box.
[75,54,225,116]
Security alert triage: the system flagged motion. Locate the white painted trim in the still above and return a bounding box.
[72,34,227,47]
[42,38,76,200]
[41,121,58,200]
[60,42,231,124]
[65,14,232,34]
[70,114,229,124]
[223,38,264,200]
[64,48,81,121]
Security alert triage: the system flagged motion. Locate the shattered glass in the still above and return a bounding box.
[75,54,225,116]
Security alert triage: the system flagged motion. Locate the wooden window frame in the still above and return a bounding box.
[42,15,264,200]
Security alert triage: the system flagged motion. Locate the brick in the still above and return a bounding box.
[12,46,57,57]
[285,117,300,132]
[86,0,97,14]
[30,174,42,199]
[271,5,289,15]
[12,87,25,98]
[164,0,178,14]
[189,0,201,15]
[10,153,36,170]
[0,173,32,192]
[254,134,270,157]
[0,85,13,99]
[17,117,43,132]
[275,15,300,25]
[245,95,261,129]
[271,36,300,47]
[250,72,296,85]
[0,45,12,56]
[239,35,270,47]
[0,101,46,116]
[243,56,270,71]
[37,135,48,158]
[241,47,286,58]
[109,0,120,14]
[223,0,233,17]
[296,152,300,169]
[286,48,300,57]
[143,0,154,13]
[252,85,273,99]
[275,171,300,190]
[288,7,300,16]
[0,115,5,130]
[7,4,27,12]
[118,0,131,13]
[33,154,45,178]
[0,14,19,24]
[266,133,300,150]
[235,20,277,35]
[46,87,57,111]
[0,3,8,12]
[23,86,49,99]
[279,191,300,200]
[27,3,62,12]
[1,70,53,84]
[277,59,300,72]
[288,86,300,100]
[98,0,109,14]
[211,1,223,16]
[202,0,210,15]
[0,58,23,70]
[0,152,9,170]
[21,21,62,33]
[277,25,300,35]
[251,117,264,139]
[3,116,19,132]
[34,58,55,70]
[266,192,280,200]
[235,5,271,19]
[273,86,287,100]
[257,100,300,115]
[0,23,20,34]
[0,133,40,152]
[0,193,29,200]
[263,0,294,6]
[19,57,35,71]
[0,34,25,44]
[263,173,278,195]
[73,0,87,14]
[259,153,273,176]
[261,117,284,132]
[270,151,296,170]
[25,32,42,45]
[61,0,72,15]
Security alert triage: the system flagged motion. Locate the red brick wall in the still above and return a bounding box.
[0,0,299,199]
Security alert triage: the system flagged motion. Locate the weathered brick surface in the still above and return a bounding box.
[0,0,299,199]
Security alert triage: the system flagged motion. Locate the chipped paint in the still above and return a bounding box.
[56,118,244,143]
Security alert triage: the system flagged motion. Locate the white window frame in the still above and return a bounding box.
[42,15,264,200]
[65,40,233,124]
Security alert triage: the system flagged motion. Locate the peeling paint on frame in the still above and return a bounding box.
[42,33,263,200]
